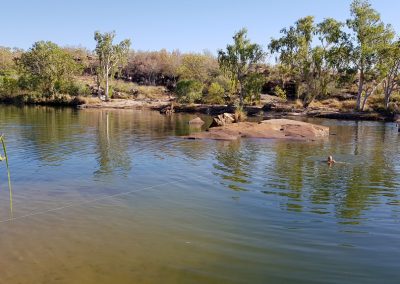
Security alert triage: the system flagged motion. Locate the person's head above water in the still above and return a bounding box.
[327,155,335,164]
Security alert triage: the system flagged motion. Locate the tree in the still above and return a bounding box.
[94,31,131,101]
[314,18,351,100]
[218,28,265,106]
[0,47,18,75]
[269,16,316,105]
[177,53,218,83]
[379,40,400,109]
[346,0,394,110]
[19,41,80,96]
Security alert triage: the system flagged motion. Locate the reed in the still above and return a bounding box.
[0,135,12,215]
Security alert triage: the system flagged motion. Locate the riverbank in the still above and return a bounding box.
[0,95,395,122]
[77,98,395,122]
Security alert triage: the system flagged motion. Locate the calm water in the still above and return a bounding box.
[0,105,399,284]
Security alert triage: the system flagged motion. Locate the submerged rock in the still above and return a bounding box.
[185,119,329,141]
[189,117,205,125]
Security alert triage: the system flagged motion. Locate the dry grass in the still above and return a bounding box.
[341,100,357,110]
[309,98,357,111]
[72,96,101,105]
[294,99,304,109]
[308,101,323,108]
[323,99,342,109]
[75,76,169,100]
[234,108,247,122]
[111,79,168,100]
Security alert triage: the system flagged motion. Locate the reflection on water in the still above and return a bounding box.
[0,105,399,283]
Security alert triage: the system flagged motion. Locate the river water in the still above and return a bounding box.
[0,105,399,283]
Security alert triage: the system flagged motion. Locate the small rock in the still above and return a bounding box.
[160,105,174,115]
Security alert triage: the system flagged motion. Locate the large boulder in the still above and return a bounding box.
[185,119,329,141]
[209,113,235,128]
[189,117,205,125]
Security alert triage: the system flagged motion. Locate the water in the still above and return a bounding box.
[0,105,399,283]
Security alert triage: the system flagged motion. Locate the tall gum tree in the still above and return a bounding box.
[218,28,265,107]
[346,0,394,110]
[378,40,400,109]
[94,31,131,101]
[269,16,349,106]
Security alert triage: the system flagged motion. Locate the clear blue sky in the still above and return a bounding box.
[0,0,399,53]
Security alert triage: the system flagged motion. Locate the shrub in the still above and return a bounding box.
[243,73,265,104]
[0,76,19,96]
[274,86,287,101]
[205,82,225,104]
[60,81,92,97]
[176,80,203,103]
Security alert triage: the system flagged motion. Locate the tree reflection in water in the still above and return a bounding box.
[94,111,131,178]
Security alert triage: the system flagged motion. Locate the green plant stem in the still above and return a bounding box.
[0,136,13,215]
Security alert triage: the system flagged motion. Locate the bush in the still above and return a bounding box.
[274,86,287,101]
[205,82,225,104]
[243,73,265,104]
[60,81,92,97]
[176,80,203,103]
[0,75,19,96]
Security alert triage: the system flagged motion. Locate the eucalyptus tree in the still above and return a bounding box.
[270,16,349,106]
[218,28,265,106]
[269,16,316,105]
[346,0,395,110]
[314,18,351,99]
[378,40,400,109]
[94,31,131,101]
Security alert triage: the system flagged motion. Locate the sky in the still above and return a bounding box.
[0,0,399,54]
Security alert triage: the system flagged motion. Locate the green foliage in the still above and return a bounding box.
[176,80,203,103]
[0,47,18,75]
[177,53,218,83]
[0,75,19,96]
[18,41,81,97]
[347,0,395,110]
[61,81,92,97]
[243,73,265,104]
[0,135,13,215]
[218,28,265,106]
[270,16,350,106]
[274,85,287,100]
[205,82,225,104]
[378,40,400,109]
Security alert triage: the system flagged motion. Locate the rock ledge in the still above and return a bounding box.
[185,119,329,141]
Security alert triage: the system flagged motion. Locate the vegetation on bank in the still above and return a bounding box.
[0,0,399,114]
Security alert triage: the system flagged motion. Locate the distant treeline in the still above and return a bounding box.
[0,0,399,111]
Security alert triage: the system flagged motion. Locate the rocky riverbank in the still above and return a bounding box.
[78,99,394,122]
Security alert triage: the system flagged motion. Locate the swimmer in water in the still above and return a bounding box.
[327,155,336,165]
